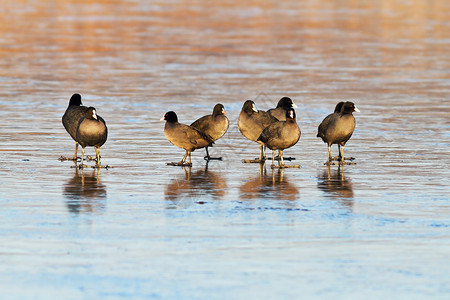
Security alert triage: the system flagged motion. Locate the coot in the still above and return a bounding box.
[258,108,301,168]
[62,93,88,160]
[190,104,229,160]
[161,111,214,166]
[76,107,108,168]
[267,97,298,121]
[317,101,359,164]
[238,100,278,162]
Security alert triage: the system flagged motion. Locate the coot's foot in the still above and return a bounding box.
[94,164,110,169]
[332,156,355,162]
[242,158,265,164]
[204,156,223,161]
[86,155,99,162]
[324,161,356,166]
[74,163,110,169]
[167,162,192,167]
[59,156,81,162]
[268,156,296,161]
[271,164,300,169]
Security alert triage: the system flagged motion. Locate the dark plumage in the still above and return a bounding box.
[317,101,360,163]
[190,104,229,160]
[76,107,108,167]
[333,101,345,114]
[238,100,278,162]
[316,101,344,146]
[258,108,301,167]
[267,97,298,121]
[62,93,88,160]
[161,111,214,166]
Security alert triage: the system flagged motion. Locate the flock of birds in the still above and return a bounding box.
[61,94,359,169]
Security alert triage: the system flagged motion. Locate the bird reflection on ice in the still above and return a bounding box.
[239,164,299,201]
[317,164,353,209]
[165,162,227,208]
[63,168,107,214]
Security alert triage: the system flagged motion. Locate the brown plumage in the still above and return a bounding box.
[267,97,298,121]
[238,100,278,161]
[62,93,88,160]
[76,107,108,167]
[317,101,359,163]
[190,103,229,160]
[161,111,214,166]
[316,102,344,140]
[258,108,301,167]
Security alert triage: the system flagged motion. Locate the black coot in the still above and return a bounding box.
[317,101,359,164]
[238,100,278,162]
[267,97,298,121]
[190,104,229,160]
[76,107,108,168]
[258,108,301,168]
[62,93,88,160]
[161,111,214,166]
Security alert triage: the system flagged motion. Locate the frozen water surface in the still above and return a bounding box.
[0,0,449,299]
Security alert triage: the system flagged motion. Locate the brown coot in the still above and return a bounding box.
[258,108,301,168]
[267,97,298,121]
[190,103,229,160]
[62,93,88,160]
[76,107,108,168]
[238,100,278,162]
[317,101,359,164]
[316,102,344,153]
[161,111,214,167]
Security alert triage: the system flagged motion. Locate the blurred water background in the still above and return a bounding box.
[0,0,449,299]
